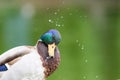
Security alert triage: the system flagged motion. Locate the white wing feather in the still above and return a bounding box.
[0,46,32,65]
[1,50,45,80]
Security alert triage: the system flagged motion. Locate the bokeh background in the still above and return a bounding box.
[0,0,120,80]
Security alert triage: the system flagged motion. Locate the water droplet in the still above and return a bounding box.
[60,16,64,19]
[58,24,60,27]
[48,19,53,23]
[96,75,99,78]
[49,19,52,22]
[81,45,84,50]
[76,40,79,43]
[56,24,61,27]
[83,76,86,79]
[54,12,57,15]
[85,59,88,63]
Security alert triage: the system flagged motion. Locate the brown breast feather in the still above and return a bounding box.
[37,41,60,78]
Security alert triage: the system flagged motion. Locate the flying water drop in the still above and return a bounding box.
[54,12,57,15]
[85,59,88,63]
[81,45,84,50]
[60,16,64,19]
[48,19,53,23]
[83,76,86,79]
[49,19,52,22]
[96,75,99,79]
[76,40,79,43]
[56,24,61,27]
[58,24,60,27]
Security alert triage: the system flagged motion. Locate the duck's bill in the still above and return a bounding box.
[48,43,56,57]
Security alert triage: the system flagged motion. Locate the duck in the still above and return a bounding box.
[0,29,61,80]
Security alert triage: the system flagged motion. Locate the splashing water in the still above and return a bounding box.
[56,23,60,27]
[76,40,86,49]
[46,8,65,29]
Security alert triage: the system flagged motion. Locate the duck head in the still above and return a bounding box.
[39,29,61,58]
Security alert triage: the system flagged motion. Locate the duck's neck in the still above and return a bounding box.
[37,41,60,78]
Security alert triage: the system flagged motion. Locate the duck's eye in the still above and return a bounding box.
[52,35,55,40]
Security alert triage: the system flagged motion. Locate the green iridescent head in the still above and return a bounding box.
[40,29,61,45]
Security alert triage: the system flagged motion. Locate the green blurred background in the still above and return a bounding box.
[0,0,120,80]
